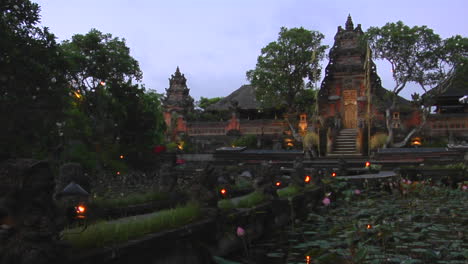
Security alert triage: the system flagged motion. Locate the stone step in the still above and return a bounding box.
[331,150,360,154]
[335,146,357,149]
[335,143,356,147]
[335,145,356,149]
[336,138,356,142]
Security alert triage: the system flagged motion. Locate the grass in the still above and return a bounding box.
[237,191,265,208]
[92,190,168,208]
[218,199,236,210]
[277,185,303,198]
[218,191,266,209]
[62,202,201,249]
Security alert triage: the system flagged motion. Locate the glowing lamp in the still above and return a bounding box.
[220,188,227,196]
[306,255,311,264]
[119,155,124,159]
[365,161,371,168]
[116,171,120,175]
[275,181,281,187]
[411,137,422,147]
[304,175,311,183]
[331,172,337,177]
[100,81,106,86]
[367,224,372,229]
[75,204,87,219]
[73,91,82,99]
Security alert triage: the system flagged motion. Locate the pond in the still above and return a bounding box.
[221,184,468,264]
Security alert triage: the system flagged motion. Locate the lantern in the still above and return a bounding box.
[304,175,311,184]
[411,137,422,147]
[331,172,337,177]
[365,161,371,168]
[275,181,282,187]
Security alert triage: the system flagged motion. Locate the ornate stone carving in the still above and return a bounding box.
[163,66,194,115]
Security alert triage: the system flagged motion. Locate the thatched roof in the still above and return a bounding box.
[425,64,468,98]
[373,85,412,112]
[207,85,260,111]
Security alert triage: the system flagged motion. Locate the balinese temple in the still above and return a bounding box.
[318,15,418,155]
[162,16,466,153]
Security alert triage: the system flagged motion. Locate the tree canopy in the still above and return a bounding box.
[364,21,467,147]
[246,27,328,113]
[0,0,69,159]
[60,29,165,169]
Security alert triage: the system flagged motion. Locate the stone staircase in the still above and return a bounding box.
[330,129,360,156]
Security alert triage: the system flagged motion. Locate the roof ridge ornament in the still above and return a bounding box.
[346,14,354,31]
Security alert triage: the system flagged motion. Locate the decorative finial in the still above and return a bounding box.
[176,66,180,74]
[346,14,354,31]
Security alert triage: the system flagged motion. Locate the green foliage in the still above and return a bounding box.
[236,191,265,208]
[65,142,98,172]
[62,202,201,249]
[197,96,224,111]
[264,184,468,263]
[217,199,236,210]
[370,133,388,150]
[0,0,70,159]
[166,142,179,152]
[277,185,303,198]
[365,21,444,93]
[60,29,165,168]
[92,190,168,209]
[303,131,319,149]
[231,134,257,148]
[246,27,327,112]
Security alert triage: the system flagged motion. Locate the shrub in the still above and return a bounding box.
[231,135,257,148]
[303,131,319,148]
[370,133,388,150]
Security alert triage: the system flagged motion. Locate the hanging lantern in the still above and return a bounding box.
[365,161,371,168]
[275,181,282,187]
[331,172,337,177]
[304,175,311,184]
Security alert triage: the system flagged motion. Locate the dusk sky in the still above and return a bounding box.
[34,0,467,102]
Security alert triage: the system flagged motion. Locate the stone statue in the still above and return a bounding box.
[187,163,218,207]
[0,159,64,264]
[253,161,278,199]
[291,157,305,187]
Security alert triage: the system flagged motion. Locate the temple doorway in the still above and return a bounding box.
[343,90,357,128]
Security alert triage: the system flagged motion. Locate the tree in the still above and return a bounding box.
[246,27,328,113]
[364,21,467,147]
[197,96,224,111]
[0,0,69,159]
[60,29,164,169]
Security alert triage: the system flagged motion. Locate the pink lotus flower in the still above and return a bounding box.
[322,197,331,206]
[462,185,468,191]
[236,226,245,237]
[354,189,361,195]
